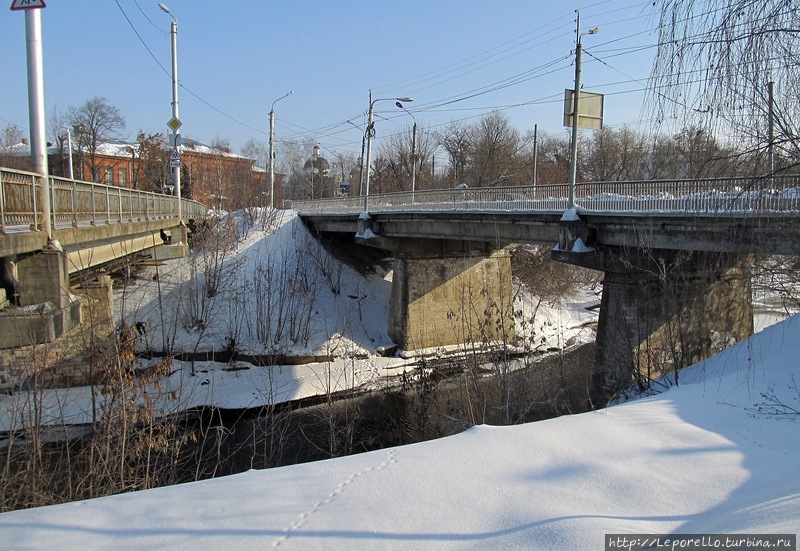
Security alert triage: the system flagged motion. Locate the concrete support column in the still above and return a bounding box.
[388,246,514,350]
[16,250,71,308]
[591,253,753,405]
[0,251,82,347]
[76,275,114,329]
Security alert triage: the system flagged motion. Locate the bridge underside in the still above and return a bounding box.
[0,222,188,350]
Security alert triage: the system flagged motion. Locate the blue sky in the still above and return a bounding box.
[2,1,660,156]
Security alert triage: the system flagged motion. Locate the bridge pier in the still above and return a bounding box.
[555,248,753,405]
[361,237,515,351]
[0,250,82,348]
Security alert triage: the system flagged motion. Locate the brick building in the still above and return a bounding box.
[3,138,282,211]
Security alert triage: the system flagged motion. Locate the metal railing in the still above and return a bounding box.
[293,175,800,217]
[0,167,207,234]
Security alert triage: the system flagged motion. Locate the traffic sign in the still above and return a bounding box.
[167,117,182,132]
[169,147,181,168]
[10,0,46,10]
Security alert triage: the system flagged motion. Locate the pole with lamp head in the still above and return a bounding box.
[158,2,182,220]
[269,91,293,209]
[568,14,598,210]
[363,92,413,214]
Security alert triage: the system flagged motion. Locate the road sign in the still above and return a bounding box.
[10,0,46,10]
[167,117,182,132]
[169,147,181,168]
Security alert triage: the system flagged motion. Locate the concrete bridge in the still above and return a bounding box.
[0,167,206,348]
[295,175,800,402]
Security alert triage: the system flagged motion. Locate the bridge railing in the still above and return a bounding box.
[0,167,207,234]
[575,175,800,214]
[294,183,571,215]
[293,175,800,216]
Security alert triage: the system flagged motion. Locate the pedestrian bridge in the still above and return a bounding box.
[294,174,800,403]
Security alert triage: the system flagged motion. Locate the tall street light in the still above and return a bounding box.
[159,2,181,220]
[269,91,292,209]
[396,101,418,194]
[568,18,598,209]
[363,92,413,214]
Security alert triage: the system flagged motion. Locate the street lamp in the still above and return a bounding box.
[363,92,413,214]
[269,91,292,209]
[396,101,418,194]
[159,2,181,220]
[568,21,598,209]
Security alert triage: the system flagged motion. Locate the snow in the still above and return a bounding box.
[0,209,798,549]
[0,314,798,549]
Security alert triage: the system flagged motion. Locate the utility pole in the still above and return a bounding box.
[768,80,775,175]
[532,123,538,188]
[568,13,598,210]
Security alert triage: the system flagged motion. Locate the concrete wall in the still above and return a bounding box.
[389,246,514,350]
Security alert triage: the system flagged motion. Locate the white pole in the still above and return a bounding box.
[25,9,51,238]
[169,17,181,220]
[363,92,375,213]
[269,91,292,209]
[66,128,74,180]
[411,121,418,193]
[269,108,275,208]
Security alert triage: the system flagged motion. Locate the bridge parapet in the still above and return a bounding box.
[1,167,205,235]
[294,175,800,217]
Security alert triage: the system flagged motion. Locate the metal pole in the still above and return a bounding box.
[169,17,181,220]
[25,9,51,238]
[363,91,375,213]
[66,128,74,180]
[269,91,292,209]
[411,122,418,193]
[269,108,275,208]
[768,80,774,175]
[532,123,538,188]
[568,39,583,210]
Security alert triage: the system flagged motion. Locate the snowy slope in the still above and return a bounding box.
[0,314,797,550]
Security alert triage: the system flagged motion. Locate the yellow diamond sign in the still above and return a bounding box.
[167,117,182,132]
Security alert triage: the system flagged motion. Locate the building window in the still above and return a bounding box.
[119,168,127,187]
[104,168,113,185]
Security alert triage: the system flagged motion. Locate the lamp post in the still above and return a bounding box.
[66,127,74,180]
[363,92,413,213]
[269,91,293,209]
[395,101,418,194]
[159,2,181,220]
[567,20,598,209]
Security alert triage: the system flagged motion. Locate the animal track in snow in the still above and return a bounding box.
[272,448,397,547]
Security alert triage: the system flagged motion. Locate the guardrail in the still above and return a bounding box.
[293,175,800,216]
[0,167,207,234]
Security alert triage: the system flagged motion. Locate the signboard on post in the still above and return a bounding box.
[169,147,181,168]
[563,89,604,130]
[10,0,46,10]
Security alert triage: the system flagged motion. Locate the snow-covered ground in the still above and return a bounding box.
[0,309,797,549]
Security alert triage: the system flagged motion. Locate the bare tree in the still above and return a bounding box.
[68,97,126,182]
[0,123,26,170]
[649,0,800,170]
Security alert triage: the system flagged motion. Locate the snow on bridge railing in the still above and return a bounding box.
[293,175,800,217]
[0,167,207,234]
